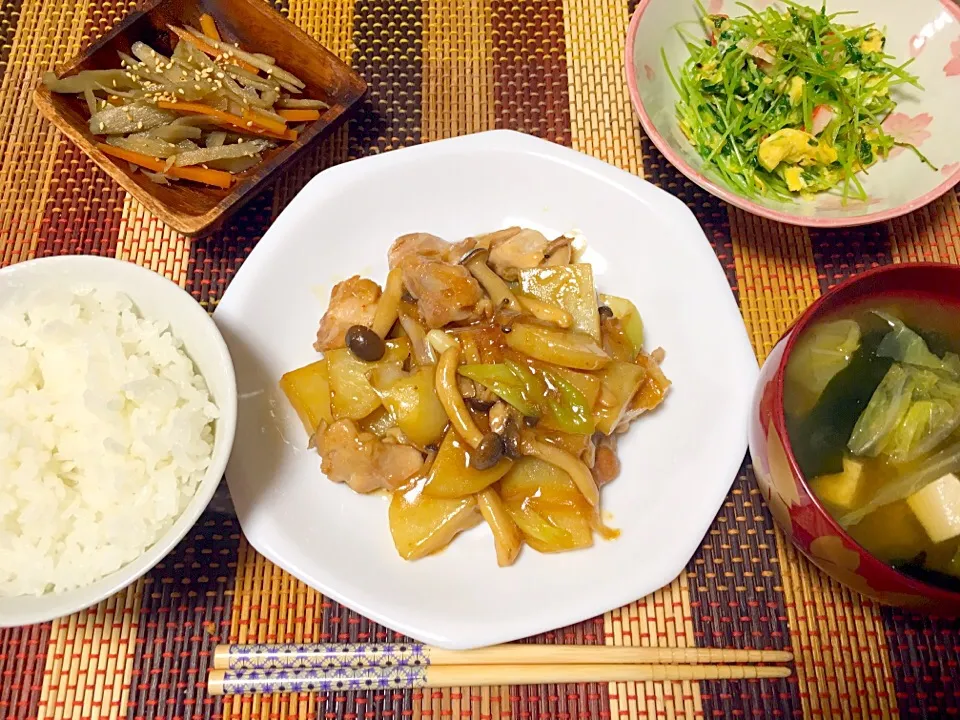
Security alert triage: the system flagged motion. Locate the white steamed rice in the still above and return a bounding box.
[0,287,219,596]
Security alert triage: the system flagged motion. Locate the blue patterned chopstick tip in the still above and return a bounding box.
[218,666,429,694]
[223,643,431,670]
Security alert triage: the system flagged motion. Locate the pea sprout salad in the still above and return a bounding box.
[664,2,936,202]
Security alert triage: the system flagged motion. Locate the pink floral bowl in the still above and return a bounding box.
[626,0,960,227]
[749,263,960,612]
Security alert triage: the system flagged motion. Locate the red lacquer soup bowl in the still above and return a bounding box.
[750,263,960,613]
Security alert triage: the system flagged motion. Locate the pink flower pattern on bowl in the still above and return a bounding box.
[945,38,960,76]
[882,112,933,157]
[941,161,960,178]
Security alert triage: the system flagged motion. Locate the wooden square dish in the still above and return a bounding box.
[33,0,366,237]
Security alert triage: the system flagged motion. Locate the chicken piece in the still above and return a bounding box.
[487,228,549,280]
[388,233,451,270]
[318,419,425,494]
[448,227,521,264]
[314,276,381,352]
[402,260,483,328]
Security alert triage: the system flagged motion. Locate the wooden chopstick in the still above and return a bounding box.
[212,643,793,670]
[208,664,792,696]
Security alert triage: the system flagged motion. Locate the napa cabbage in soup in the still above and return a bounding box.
[784,298,960,591]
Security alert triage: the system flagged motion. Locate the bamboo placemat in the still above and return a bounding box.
[1,0,959,718]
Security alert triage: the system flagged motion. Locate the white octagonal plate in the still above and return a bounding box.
[214,130,758,649]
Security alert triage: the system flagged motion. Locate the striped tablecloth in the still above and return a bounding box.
[2,1,959,718]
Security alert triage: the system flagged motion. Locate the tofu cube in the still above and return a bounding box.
[907,473,960,544]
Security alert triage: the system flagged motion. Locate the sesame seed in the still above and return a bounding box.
[245,121,253,127]
[178,88,186,95]
[216,72,225,79]
[137,121,144,129]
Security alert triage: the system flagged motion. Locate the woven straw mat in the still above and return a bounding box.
[1,0,959,718]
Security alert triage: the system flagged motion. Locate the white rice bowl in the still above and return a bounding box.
[0,286,219,596]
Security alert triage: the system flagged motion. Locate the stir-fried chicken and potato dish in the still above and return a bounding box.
[280,227,671,566]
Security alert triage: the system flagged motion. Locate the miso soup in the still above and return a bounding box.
[784,297,960,591]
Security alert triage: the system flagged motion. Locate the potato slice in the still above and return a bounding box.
[371,365,448,447]
[519,264,601,340]
[389,479,481,560]
[505,323,610,371]
[422,430,513,498]
[500,457,594,553]
[326,338,410,420]
[537,429,591,457]
[280,359,333,434]
[359,406,396,437]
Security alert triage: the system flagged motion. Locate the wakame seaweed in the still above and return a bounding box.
[788,330,891,478]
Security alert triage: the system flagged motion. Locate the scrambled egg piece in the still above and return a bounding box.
[788,77,804,105]
[861,29,884,54]
[783,166,805,192]
[698,58,721,84]
[758,129,838,171]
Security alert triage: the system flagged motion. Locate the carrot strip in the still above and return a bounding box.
[242,108,287,135]
[97,143,234,188]
[157,100,245,126]
[170,26,258,73]
[156,101,298,141]
[199,14,221,42]
[277,108,321,122]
